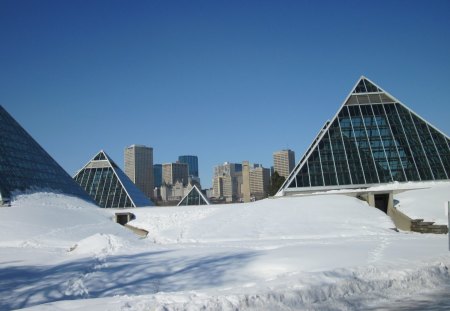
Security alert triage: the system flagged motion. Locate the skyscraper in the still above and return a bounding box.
[249,166,271,200]
[241,161,251,203]
[153,164,162,188]
[280,76,450,195]
[124,145,154,199]
[0,105,91,204]
[273,149,296,179]
[162,162,189,186]
[178,155,199,178]
[212,162,243,202]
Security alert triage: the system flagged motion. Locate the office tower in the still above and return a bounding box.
[74,150,153,208]
[242,161,251,203]
[212,162,243,202]
[178,155,199,178]
[124,145,154,199]
[273,149,296,179]
[280,76,450,195]
[162,162,189,186]
[0,105,91,204]
[249,166,271,200]
[153,164,162,188]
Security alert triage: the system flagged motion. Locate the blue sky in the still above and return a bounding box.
[1,0,450,188]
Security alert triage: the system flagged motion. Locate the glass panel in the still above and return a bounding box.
[354,79,367,93]
[427,127,450,178]
[363,79,380,92]
[0,106,90,201]
[411,114,447,179]
[395,104,433,180]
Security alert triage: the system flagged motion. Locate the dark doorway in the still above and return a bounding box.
[374,193,390,213]
[115,212,135,225]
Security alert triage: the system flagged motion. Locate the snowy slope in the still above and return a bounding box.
[394,181,450,225]
[130,195,395,244]
[0,188,449,310]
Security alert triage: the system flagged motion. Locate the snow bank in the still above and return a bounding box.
[0,192,136,249]
[394,181,450,225]
[21,258,450,311]
[69,233,125,257]
[130,195,395,245]
[1,188,450,310]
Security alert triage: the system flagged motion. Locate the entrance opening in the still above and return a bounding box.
[374,193,390,213]
[115,212,135,225]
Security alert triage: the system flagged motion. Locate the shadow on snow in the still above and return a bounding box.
[0,250,257,310]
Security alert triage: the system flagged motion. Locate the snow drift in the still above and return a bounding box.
[0,184,449,310]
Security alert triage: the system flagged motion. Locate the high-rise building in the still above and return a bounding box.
[162,162,189,186]
[0,105,91,204]
[249,166,271,200]
[74,150,153,208]
[153,164,162,188]
[178,155,199,178]
[273,149,296,179]
[279,76,450,195]
[124,145,154,199]
[212,162,242,202]
[241,161,251,203]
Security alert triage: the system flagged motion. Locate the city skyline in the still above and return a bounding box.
[1,1,450,189]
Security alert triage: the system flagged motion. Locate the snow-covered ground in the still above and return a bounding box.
[0,182,449,310]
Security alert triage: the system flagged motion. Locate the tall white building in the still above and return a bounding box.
[124,145,154,199]
[273,149,295,179]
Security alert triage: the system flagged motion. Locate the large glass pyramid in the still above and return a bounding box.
[0,105,92,203]
[280,77,450,193]
[74,151,153,208]
[177,185,210,206]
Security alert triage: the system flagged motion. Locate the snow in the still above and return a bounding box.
[0,185,449,310]
[394,181,450,225]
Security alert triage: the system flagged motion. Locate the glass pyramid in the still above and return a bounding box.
[177,185,210,206]
[0,105,92,203]
[74,151,153,208]
[280,77,450,193]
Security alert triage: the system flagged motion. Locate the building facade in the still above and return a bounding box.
[124,145,154,199]
[249,166,271,200]
[212,162,243,202]
[162,162,189,186]
[273,149,295,179]
[0,105,91,204]
[153,164,162,188]
[241,161,251,202]
[178,155,199,178]
[279,76,450,195]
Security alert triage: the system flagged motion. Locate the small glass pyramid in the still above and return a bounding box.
[74,151,153,208]
[177,185,210,206]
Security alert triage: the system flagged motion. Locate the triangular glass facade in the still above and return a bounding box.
[0,105,92,203]
[74,151,153,208]
[177,185,210,206]
[281,77,450,193]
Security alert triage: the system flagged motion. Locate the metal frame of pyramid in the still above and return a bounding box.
[278,76,450,195]
[74,150,153,208]
[177,184,210,206]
